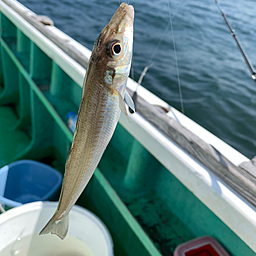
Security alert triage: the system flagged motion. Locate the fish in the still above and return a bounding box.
[39,2,134,240]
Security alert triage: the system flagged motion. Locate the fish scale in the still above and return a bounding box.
[39,2,134,239]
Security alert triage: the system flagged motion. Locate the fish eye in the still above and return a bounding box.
[113,43,121,55]
[106,40,122,58]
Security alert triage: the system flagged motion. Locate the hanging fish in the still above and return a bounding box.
[40,2,134,239]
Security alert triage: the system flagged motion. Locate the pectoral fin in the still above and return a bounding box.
[124,90,135,113]
[117,91,129,121]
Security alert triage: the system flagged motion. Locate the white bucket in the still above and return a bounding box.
[0,201,113,256]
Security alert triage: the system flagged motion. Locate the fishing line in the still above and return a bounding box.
[129,22,171,113]
[140,1,188,68]
[131,65,134,81]
[168,1,184,114]
[130,1,187,114]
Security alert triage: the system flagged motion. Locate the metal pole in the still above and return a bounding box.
[215,0,256,83]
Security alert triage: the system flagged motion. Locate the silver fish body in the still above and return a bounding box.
[39,2,134,239]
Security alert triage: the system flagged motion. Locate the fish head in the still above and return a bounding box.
[89,2,134,94]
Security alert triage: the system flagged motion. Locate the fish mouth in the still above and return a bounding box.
[119,2,134,20]
[127,4,134,19]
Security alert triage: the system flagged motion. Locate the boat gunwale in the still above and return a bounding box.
[1,0,256,252]
[1,0,248,166]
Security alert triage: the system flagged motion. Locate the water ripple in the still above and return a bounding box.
[19,0,256,158]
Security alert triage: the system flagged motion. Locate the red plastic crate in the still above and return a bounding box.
[174,236,230,256]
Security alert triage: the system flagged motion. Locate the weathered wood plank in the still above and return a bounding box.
[4,0,256,205]
[2,0,89,69]
[36,15,54,26]
[126,88,256,206]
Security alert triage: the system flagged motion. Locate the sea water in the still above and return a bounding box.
[18,0,256,158]
[0,234,94,256]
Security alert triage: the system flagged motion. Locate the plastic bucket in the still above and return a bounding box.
[0,160,63,208]
[0,201,114,256]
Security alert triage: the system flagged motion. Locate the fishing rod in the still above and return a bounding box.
[215,0,256,84]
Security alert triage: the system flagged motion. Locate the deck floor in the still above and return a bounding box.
[99,142,196,255]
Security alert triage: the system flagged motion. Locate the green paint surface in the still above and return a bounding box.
[0,106,30,167]
[100,125,255,255]
[0,10,255,256]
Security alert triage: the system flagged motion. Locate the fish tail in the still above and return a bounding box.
[39,213,69,240]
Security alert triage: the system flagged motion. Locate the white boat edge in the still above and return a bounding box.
[1,0,256,252]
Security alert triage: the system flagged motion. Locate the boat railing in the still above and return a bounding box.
[1,0,256,253]
[2,0,256,205]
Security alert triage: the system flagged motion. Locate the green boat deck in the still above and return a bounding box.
[0,5,254,256]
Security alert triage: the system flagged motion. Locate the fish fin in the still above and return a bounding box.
[117,91,129,121]
[39,213,69,240]
[124,90,135,113]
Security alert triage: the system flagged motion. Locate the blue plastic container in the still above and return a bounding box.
[0,160,63,207]
[67,111,77,133]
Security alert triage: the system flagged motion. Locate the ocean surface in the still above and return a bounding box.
[19,0,256,159]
